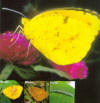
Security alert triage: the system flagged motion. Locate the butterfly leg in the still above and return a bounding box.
[26,39,32,57]
[9,32,21,47]
[9,26,24,47]
[11,25,23,35]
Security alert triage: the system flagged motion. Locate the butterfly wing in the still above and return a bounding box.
[22,8,100,65]
[28,87,48,101]
[2,85,23,100]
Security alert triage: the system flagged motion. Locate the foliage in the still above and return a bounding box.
[50,81,75,103]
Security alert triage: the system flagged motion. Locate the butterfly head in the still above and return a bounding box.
[21,17,30,26]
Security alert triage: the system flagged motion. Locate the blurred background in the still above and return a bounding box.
[1,0,100,103]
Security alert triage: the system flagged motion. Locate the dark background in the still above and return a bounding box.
[1,0,100,103]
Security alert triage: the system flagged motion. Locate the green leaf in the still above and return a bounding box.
[0,94,11,103]
[13,65,35,80]
[31,65,70,79]
[50,81,75,103]
[50,89,74,97]
[0,80,19,90]
[0,63,14,80]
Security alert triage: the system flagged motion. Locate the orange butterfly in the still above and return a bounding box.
[28,87,48,101]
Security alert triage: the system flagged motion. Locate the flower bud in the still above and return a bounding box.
[49,61,88,79]
[0,31,40,65]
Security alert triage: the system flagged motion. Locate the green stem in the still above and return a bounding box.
[24,87,34,103]
[34,0,40,10]
[85,58,100,64]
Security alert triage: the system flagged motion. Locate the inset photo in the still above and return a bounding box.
[24,81,49,103]
[0,80,24,103]
[50,81,75,103]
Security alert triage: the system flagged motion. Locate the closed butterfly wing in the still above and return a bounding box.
[28,87,48,101]
[22,8,100,65]
[2,85,23,100]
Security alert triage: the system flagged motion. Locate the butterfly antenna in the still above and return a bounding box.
[2,7,27,17]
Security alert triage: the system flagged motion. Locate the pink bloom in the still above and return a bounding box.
[49,61,88,79]
[0,31,40,65]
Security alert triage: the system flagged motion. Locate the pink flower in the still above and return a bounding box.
[0,31,40,65]
[49,61,88,79]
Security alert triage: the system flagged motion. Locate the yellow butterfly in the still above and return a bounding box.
[21,8,100,65]
[2,85,23,100]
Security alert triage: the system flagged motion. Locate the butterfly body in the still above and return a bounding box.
[22,8,100,65]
